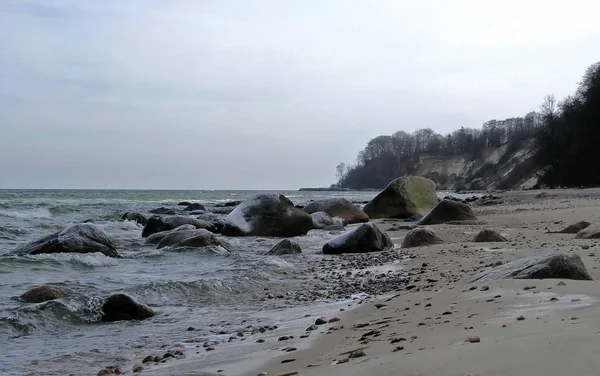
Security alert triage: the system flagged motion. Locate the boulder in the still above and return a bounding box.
[266,239,302,255]
[215,200,243,208]
[101,293,154,322]
[311,212,334,229]
[304,198,369,224]
[221,193,313,237]
[178,201,192,206]
[550,221,591,234]
[11,223,118,257]
[363,176,438,219]
[575,223,600,239]
[122,212,148,226]
[473,229,507,242]
[157,228,220,249]
[142,216,217,237]
[469,253,592,282]
[149,207,177,215]
[145,225,196,245]
[184,203,206,211]
[20,285,73,303]
[418,200,476,225]
[322,223,393,255]
[401,227,444,248]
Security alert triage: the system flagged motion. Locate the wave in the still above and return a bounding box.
[0,208,53,220]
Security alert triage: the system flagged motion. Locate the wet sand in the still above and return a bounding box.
[150,188,600,376]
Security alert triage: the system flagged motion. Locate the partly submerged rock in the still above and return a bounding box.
[322,223,393,255]
[221,193,313,237]
[20,285,73,303]
[157,228,220,249]
[401,227,444,248]
[266,239,302,255]
[418,200,476,225]
[304,198,369,224]
[363,176,438,219]
[122,212,148,226]
[144,225,196,245]
[473,229,507,242]
[142,216,217,237]
[184,203,206,211]
[311,212,334,229]
[149,207,178,215]
[101,294,154,322]
[469,253,592,282]
[11,223,118,257]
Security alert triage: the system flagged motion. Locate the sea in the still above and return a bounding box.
[0,189,387,376]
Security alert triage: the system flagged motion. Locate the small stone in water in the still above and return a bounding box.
[315,318,327,325]
[278,336,290,341]
[142,355,154,363]
[517,315,525,321]
[132,365,143,373]
[465,336,480,343]
[281,358,296,364]
[306,324,318,331]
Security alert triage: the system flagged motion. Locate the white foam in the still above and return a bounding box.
[0,208,53,219]
[27,252,119,267]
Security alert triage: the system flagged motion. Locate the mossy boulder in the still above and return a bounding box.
[363,176,437,219]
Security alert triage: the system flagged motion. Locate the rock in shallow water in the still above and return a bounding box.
[11,223,119,257]
[122,211,148,226]
[469,253,592,282]
[304,198,369,224]
[142,216,217,237]
[322,223,393,255]
[310,211,334,229]
[144,225,197,245]
[266,239,302,255]
[20,285,73,303]
[101,294,154,322]
[157,228,221,249]
[222,193,313,237]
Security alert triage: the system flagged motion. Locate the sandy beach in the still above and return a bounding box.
[143,188,600,376]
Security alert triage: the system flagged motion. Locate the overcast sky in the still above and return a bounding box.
[0,0,598,189]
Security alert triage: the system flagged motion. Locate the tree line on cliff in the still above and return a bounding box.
[334,62,600,190]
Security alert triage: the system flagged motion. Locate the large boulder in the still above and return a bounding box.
[184,203,206,211]
[11,223,118,257]
[418,199,476,225]
[311,212,334,229]
[469,253,592,282]
[221,193,313,237]
[20,285,73,303]
[363,176,437,219]
[574,223,600,239]
[473,229,507,242]
[145,225,196,245]
[157,228,220,249]
[149,207,177,215]
[304,198,369,224]
[122,212,148,226]
[322,223,393,255]
[101,294,154,322]
[142,216,217,237]
[265,239,302,255]
[401,227,444,248]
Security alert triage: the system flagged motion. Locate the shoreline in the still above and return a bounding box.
[139,188,600,376]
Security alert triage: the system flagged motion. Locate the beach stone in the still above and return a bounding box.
[322,223,393,255]
[400,227,443,248]
[222,193,313,237]
[465,336,480,343]
[184,203,206,211]
[304,198,369,224]
[142,216,217,237]
[149,207,177,215]
[315,318,327,325]
[469,253,592,282]
[552,221,591,234]
[473,229,507,242]
[418,200,476,225]
[20,285,73,303]
[265,239,302,256]
[157,228,220,249]
[11,223,119,257]
[122,211,148,226]
[144,225,197,245]
[575,223,600,239]
[349,350,366,358]
[363,176,437,219]
[311,211,334,229]
[101,293,154,322]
